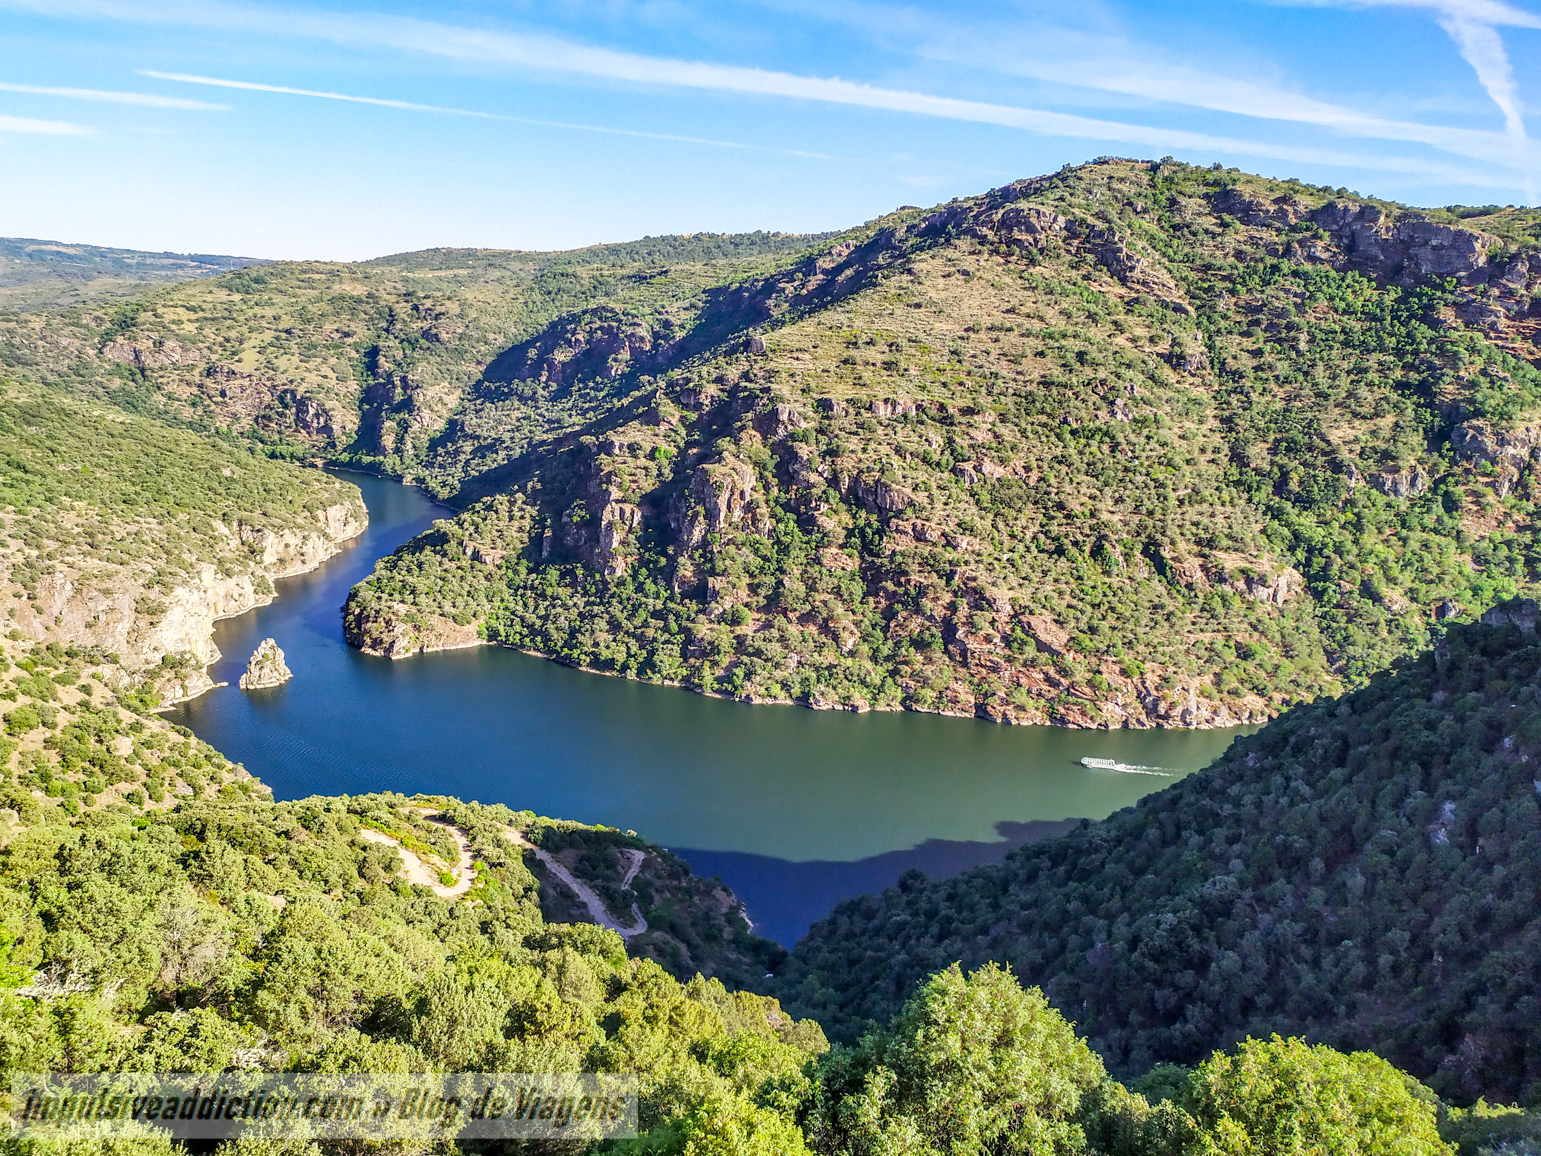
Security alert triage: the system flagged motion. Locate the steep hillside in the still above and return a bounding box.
[0,233,829,478]
[343,159,1541,728]
[0,634,262,827]
[772,600,1541,1105]
[0,378,364,704]
[0,237,263,311]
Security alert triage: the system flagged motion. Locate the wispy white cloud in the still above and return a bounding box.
[0,80,226,109]
[1438,14,1526,137]
[139,70,497,117]
[0,112,92,134]
[774,0,1537,171]
[9,0,1540,182]
[144,69,855,158]
[297,7,1541,177]
[1305,1,1537,140]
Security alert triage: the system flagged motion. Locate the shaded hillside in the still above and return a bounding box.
[0,237,263,311]
[344,159,1541,729]
[772,601,1541,1105]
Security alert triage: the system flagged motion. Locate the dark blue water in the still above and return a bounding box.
[169,473,1250,935]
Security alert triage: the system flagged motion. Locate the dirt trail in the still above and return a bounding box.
[360,817,476,899]
[503,826,647,937]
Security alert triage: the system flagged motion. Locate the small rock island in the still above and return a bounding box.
[239,638,293,690]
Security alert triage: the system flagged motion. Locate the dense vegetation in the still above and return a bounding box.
[0,608,1534,1152]
[773,601,1541,1106]
[0,635,255,825]
[523,817,787,988]
[9,161,1540,729]
[342,159,1541,729]
[0,775,1493,1156]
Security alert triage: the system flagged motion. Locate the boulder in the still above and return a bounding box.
[239,638,293,690]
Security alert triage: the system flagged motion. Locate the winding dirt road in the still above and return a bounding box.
[503,826,647,938]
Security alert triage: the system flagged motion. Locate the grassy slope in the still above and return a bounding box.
[771,601,1541,1105]
[0,378,364,685]
[343,159,1541,729]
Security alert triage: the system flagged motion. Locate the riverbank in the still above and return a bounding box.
[349,620,1262,730]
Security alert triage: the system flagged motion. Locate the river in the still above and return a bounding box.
[169,472,1252,943]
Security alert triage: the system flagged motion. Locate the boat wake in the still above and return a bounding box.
[1079,756,1172,777]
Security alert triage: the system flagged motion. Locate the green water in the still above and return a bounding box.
[171,474,1251,862]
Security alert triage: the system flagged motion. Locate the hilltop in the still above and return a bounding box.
[342,159,1541,728]
[5,160,1541,732]
[771,600,1541,1105]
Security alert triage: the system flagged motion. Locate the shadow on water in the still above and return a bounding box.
[169,472,1253,934]
[677,819,1082,947]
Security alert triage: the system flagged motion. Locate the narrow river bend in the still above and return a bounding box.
[169,473,1252,942]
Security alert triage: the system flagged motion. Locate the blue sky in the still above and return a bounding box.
[0,0,1537,260]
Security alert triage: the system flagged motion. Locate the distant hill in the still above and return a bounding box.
[771,600,1541,1105]
[0,236,265,310]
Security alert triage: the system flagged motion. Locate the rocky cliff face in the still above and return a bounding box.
[14,500,364,705]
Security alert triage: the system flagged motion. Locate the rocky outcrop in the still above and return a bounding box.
[239,638,292,689]
[17,500,365,705]
[1313,202,1497,286]
[484,306,674,387]
[842,472,916,515]
[678,459,757,548]
[1371,466,1430,499]
[345,605,482,660]
[1450,420,1541,467]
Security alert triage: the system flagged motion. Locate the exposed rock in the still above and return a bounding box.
[1020,615,1073,656]
[19,500,365,705]
[675,458,757,549]
[1313,202,1497,285]
[1168,336,1209,375]
[753,403,806,440]
[989,204,1070,251]
[1450,420,1541,467]
[596,500,642,577]
[844,473,916,515]
[1211,188,1305,227]
[1371,465,1430,499]
[1481,599,1538,633]
[484,305,669,387]
[239,638,292,690]
[103,338,184,368]
[1221,566,1301,606]
[347,605,484,659]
